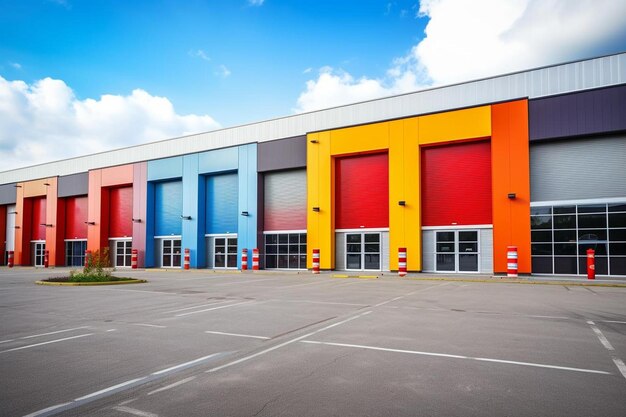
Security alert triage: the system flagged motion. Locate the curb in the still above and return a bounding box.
[36,279,148,286]
[399,276,626,288]
[332,274,378,279]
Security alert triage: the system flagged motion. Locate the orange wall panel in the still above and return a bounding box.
[0,205,6,265]
[491,100,531,274]
[101,165,134,187]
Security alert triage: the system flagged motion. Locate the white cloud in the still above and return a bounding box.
[248,0,265,6]
[0,76,220,171]
[296,0,626,112]
[9,62,22,70]
[190,49,211,62]
[217,65,231,78]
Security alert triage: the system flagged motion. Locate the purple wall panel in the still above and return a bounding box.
[529,85,626,141]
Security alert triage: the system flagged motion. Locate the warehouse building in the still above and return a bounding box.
[1,53,625,276]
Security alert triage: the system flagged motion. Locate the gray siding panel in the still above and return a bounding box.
[422,230,436,272]
[381,231,390,272]
[258,136,307,172]
[335,233,346,270]
[58,173,89,197]
[529,85,626,141]
[530,135,626,202]
[479,229,493,274]
[0,183,16,205]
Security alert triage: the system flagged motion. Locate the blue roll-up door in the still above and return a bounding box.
[206,173,238,234]
[155,180,183,236]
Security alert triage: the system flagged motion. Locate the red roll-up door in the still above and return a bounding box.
[109,186,133,238]
[336,153,389,229]
[421,140,492,226]
[31,197,47,240]
[65,196,88,239]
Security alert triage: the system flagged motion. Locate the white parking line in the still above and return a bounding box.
[268,299,368,307]
[301,340,611,375]
[147,376,197,396]
[0,339,15,344]
[599,320,626,325]
[175,301,253,317]
[20,327,89,339]
[22,402,72,417]
[587,321,615,351]
[206,310,372,374]
[164,300,230,314]
[152,353,222,376]
[131,323,167,329]
[112,406,159,417]
[0,333,93,354]
[205,330,270,340]
[75,378,146,401]
[587,320,626,380]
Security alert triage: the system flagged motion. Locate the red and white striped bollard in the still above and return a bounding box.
[252,248,259,270]
[131,249,138,269]
[184,248,190,270]
[84,250,91,268]
[507,246,518,277]
[8,250,14,268]
[241,248,248,271]
[44,250,49,268]
[398,247,407,277]
[312,249,320,274]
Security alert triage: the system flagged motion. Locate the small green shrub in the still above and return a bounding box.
[70,247,113,282]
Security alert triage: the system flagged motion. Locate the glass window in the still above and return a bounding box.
[554,257,577,274]
[578,204,606,213]
[532,244,552,256]
[264,233,306,269]
[531,231,552,242]
[553,230,576,242]
[65,241,87,267]
[608,203,626,212]
[532,257,553,274]
[554,215,576,229]
[578,214,607,229]
[554,206,576,214]
[531,216,552,229]
[609,229,626,241]
[345,233,380,271]
[531,206,551,215]
[609,213,626,228]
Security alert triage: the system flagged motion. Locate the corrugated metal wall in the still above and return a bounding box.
[3,53,623,184]
[5,204,15,251]
[334,231,390,271]
[381,231,390,271]
[154,181,182,236]
[205,173,238,234]
[64,196,88,239]
[530,134,626,202]
[336,153,389,229]
[421,141,492,226]
[109,187,133,238]
[31,197,46,241]
[422,231,436,272]
[205,237,214,269]
[263,170,306,231]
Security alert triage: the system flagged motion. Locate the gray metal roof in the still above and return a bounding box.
[1,52,625,185]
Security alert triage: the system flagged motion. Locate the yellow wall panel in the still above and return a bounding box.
[330,122,389,156]
[419,106,491,145]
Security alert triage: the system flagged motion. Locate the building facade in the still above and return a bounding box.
[1,53,625,276]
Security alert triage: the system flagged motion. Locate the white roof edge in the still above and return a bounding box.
[1,52,625,184]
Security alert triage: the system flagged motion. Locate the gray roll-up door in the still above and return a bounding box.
[264,169,306,231]
[530,135,626,202]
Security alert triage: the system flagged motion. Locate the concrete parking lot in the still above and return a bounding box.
[1,268,625,417]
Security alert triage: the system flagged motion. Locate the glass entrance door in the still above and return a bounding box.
[435,230,479,273]
[113,240,132,268]
[162,239,182,268]
[32,241,46,267]
[214,237,238,269]
[346,233,381,271]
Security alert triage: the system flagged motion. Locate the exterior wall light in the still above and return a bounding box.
[14,185,22,188]
[312,207,320,212]
[241,211,249,216]
[398,201,406,206]
[180,215,192,220]
[85,221,96,225]
[43,183,50,186]
[132,218,142,223]
[310,140,319,143]
[508,193,516,199]
[40,223,54,227]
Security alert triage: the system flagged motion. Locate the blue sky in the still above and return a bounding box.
[1,0,625,170]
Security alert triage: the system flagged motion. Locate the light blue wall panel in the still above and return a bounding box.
[155,180,182,236]
[148,156,183,181]
[182,154,205,268]
[205,173,238,234]
[237,143,258,266]
[198,147,238,174]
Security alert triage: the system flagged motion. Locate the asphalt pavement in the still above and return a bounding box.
[1,267,625,417]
